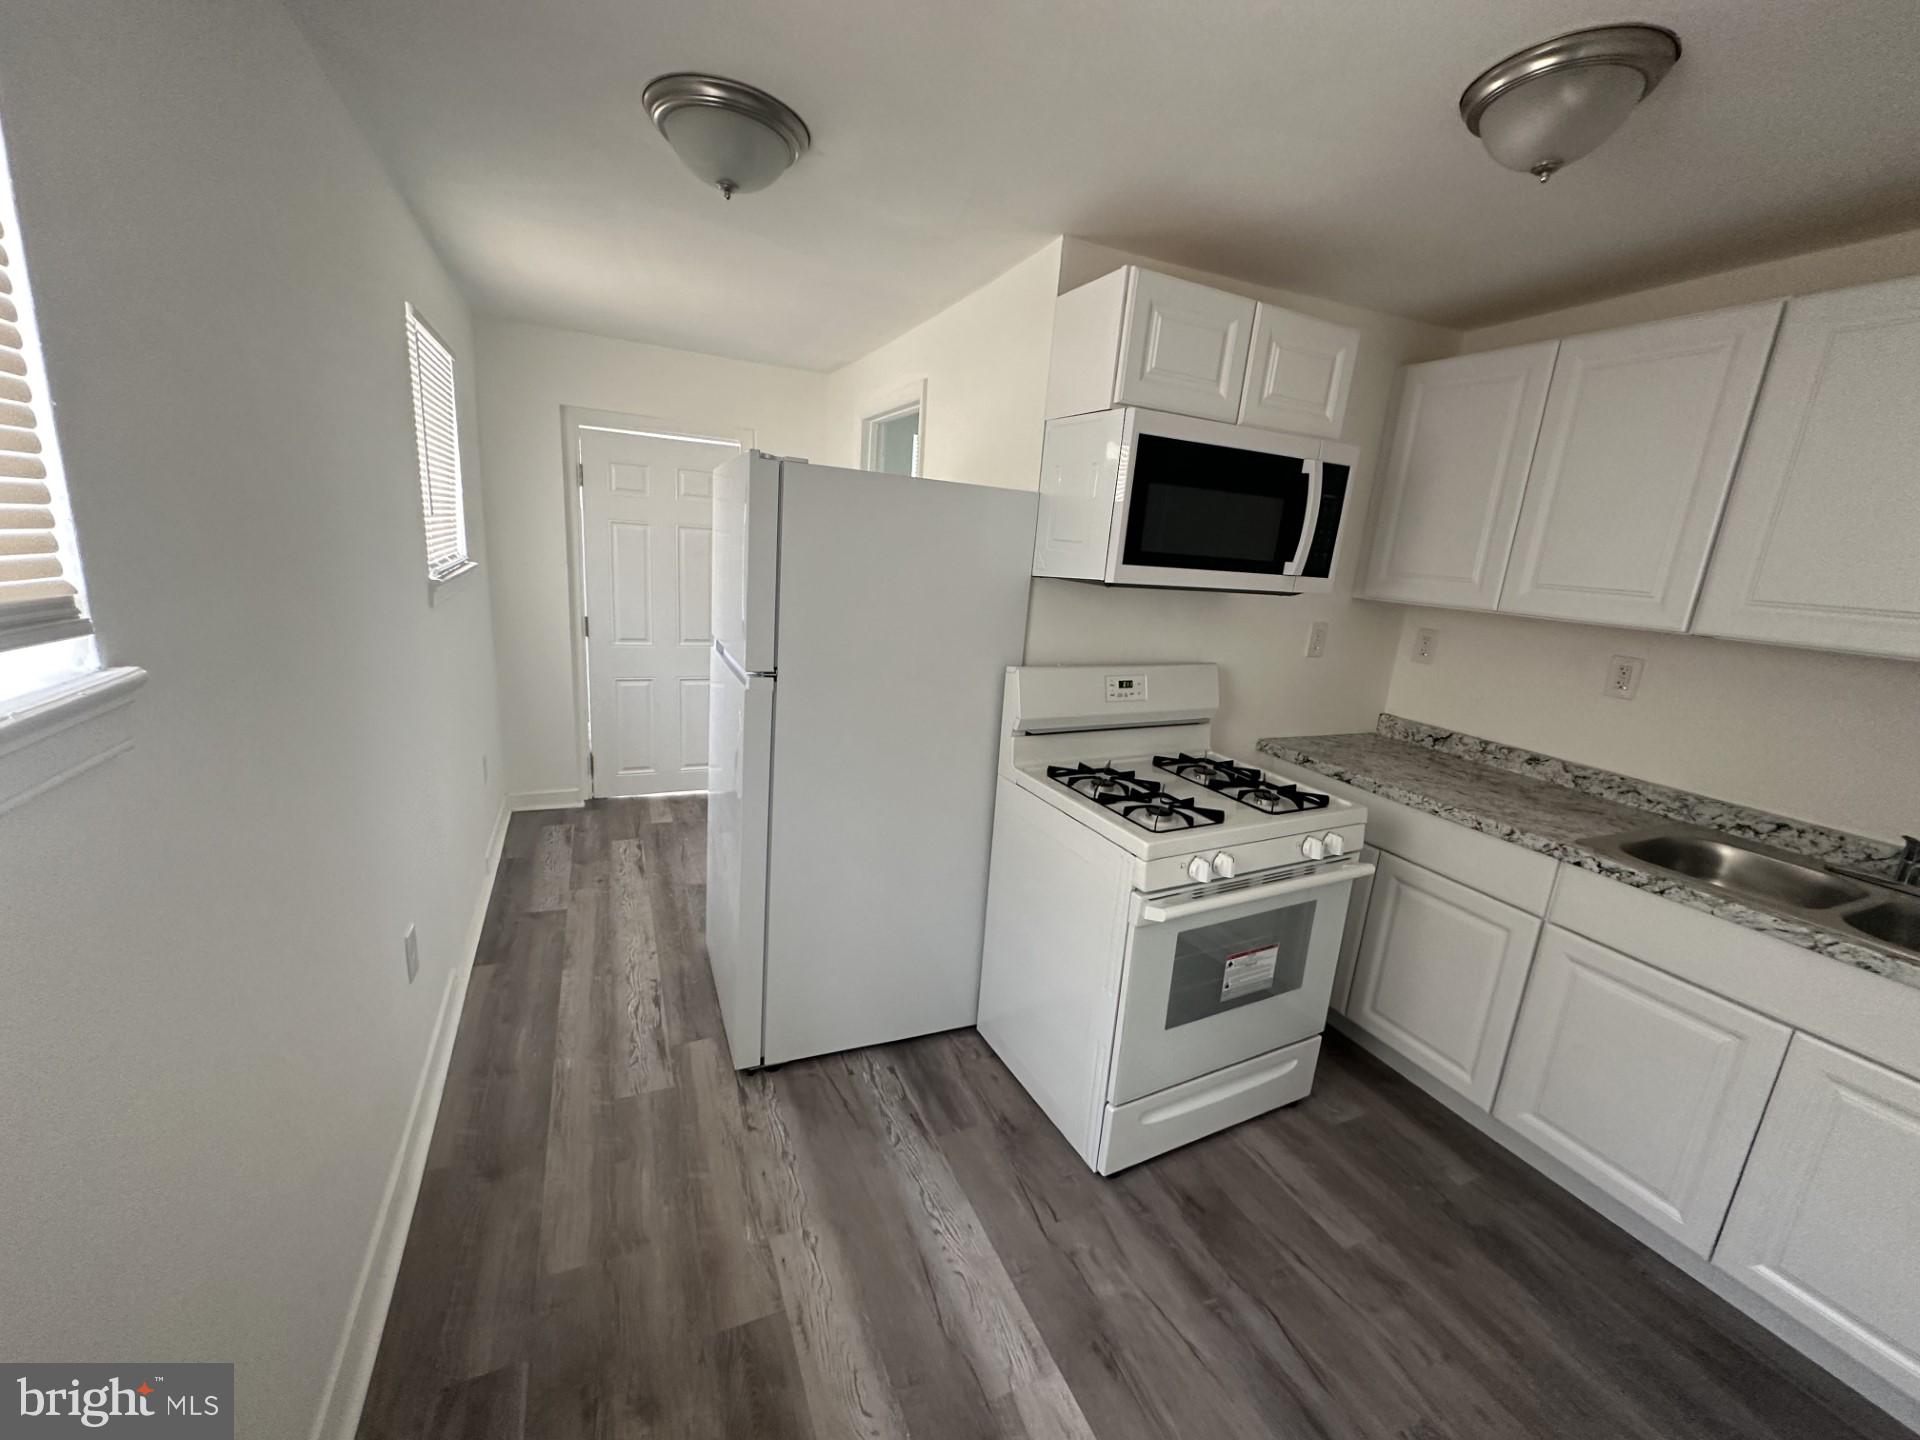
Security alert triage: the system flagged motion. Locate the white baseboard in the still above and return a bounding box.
[509,786,585,811]
[1328,1013,1920,1435]
[308,798,511,1440]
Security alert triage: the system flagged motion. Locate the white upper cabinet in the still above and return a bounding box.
[1238,302,1361,437]
[1715,1035,1920,1403]
[1498,302,1782,631]
[1493,927,1789,1257]
[1693,277,1920,658]
[1045,266,1254,424]
[1360,343,1558,609]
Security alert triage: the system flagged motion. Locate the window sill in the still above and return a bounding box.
[428,560,480,606]
[0,665,147,816]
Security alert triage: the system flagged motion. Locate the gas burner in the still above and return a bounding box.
[1216,780,1331,814]
[1048,762,1164,805]
[1153,753,1263,789]
[1117,792,1226,832]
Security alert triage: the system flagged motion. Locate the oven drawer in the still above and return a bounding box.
[1097,1036,1321,1174]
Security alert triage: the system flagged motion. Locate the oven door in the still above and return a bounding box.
[1106,409,1320,593]
[1109,861,1373,1105]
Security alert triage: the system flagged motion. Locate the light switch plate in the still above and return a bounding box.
[1305,621,1329,659]
[1411,628,1438,664]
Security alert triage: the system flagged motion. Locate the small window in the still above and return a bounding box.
[860,379,926,477]
[404,304,472,584]
[0,107,97,705]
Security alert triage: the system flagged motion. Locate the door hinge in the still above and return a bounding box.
[582,615,590,638]
[576,461,584,486]
[588,752,596,783]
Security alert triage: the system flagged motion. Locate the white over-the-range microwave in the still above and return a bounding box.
[1032,406,1357,594]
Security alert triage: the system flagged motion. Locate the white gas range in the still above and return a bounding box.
[978,663,1372,1174]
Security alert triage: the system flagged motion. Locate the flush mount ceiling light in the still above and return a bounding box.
[642,73,810,200]
[1460,24,1680,183]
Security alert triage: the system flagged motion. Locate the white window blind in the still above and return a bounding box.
[0,205,89,654]
[404,304,470,581]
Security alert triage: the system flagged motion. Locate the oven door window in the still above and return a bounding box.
[1121,433,1311,575]
[1165,904,1312,1029]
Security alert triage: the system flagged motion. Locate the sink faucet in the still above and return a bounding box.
[1899,836,1920,887]
[1828,836,1920,895]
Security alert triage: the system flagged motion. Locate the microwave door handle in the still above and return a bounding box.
[1140,861,1374,924]
[1286,455,1323,576]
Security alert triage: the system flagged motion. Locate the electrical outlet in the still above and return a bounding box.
[1304,620,1329,659]
[1606,654,1644,699]
[1411,627,1438,664]
[403,924,419,984]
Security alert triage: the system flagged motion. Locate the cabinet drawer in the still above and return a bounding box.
[1347,853,1540,1108]
[1494,926,1789,1256]
[1096,1035,1319,1175]
[1715,1035,1920,1402]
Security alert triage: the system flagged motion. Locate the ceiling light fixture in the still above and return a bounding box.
[1460,24,1680,183]
[642,73,810,200]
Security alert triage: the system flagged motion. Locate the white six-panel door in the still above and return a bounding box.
[1715,1034,1920,1402]
[1360,343,1558,608]
[579,424,735,796]
[1347,852,1541,1108]
[1498,302,1782,631]
[1692,276,1920,658]
[1493,926,1790,1256]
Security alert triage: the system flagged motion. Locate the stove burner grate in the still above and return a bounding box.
[1217,780,1332,814]
[1117,792,1226,832]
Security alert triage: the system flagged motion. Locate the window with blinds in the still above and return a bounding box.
[0,178,90,655]
[404,304,470,582]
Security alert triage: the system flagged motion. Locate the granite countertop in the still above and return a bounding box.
[1257,717,1920,992]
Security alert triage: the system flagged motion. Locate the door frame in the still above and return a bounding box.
[559,406,753,802]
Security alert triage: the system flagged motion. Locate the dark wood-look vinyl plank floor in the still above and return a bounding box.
[357,798,1914,1440]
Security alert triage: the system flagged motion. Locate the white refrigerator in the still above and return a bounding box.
[707,453,1037,1069]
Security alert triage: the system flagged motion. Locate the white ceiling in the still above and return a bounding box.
[287,0,1920,371]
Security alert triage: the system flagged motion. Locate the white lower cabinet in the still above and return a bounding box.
[1715,1035,1920,1401]
[1347,852,1539,1108]
[1493,927,1790,1256]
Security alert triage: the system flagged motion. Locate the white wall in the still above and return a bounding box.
[1380,228,1920,842]
[0,4,505,1438]
[822,240,1063,487]
[1025,241,1461,756]
[475,321,830,804]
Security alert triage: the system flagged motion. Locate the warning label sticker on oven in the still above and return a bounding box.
[1221,944,1279,999]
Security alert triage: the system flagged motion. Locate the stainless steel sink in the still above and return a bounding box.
[1583,824,1920,960]
[1610,831,1871,910]
[1847,900,1920,952]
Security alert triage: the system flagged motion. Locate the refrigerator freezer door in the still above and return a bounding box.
[713,450,780,675]
[706,642,774,1069]
[761,463,1038,1065]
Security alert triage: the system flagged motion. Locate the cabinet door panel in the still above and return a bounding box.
[1715,1035,1920,1401]
[1500,303,1781,631]
[1239,302,1360,438]
[1694,277,1920,657]
[1361,344,1558,608]
[1114,270,1254,422]
[1494,927,1789,1255]
[1347,852,1540,1107]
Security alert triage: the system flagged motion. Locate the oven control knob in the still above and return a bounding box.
[1301,835,1327,861]
[1324,832,1346,856]
[1211,851,1236,879]
[1186,855,1215,884]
